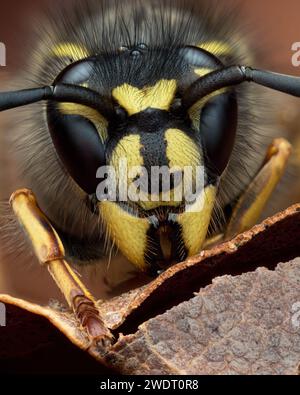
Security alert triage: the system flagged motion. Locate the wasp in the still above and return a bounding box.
[0,0,298,341]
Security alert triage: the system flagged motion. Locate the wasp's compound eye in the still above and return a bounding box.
[180,45,223,69]
[199,91,238,176]
[47,104,106,194]
[55,58,95,85]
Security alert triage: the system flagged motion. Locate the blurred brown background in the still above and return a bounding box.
[1,0,300,75]
[1,0,300,303]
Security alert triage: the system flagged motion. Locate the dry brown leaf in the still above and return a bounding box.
[1,203,300,374]
[105,259,300,375]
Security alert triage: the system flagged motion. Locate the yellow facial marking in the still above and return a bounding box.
[112,80,177,116]
[99,186,216,270]
[110,134,144,175]
[138,193,182,211]
[95,134,155,270]
[52,43,89,60]
[99,201,150,271]
[194,68,214,77]
[59,103,108,143]
[109,134,145,204]
[177,185,217,256]
[198,41,233,57]
[165,129,201,168]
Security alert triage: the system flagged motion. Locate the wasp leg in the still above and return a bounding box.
[225,138,292,239]
[10,189,113,346]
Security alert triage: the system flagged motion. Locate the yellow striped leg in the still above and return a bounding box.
[10,189,113,345]
[225,138,291,239]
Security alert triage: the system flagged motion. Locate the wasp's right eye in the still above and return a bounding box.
[199,91,238,176]
[55,58,95,85]
[47,105,106,195]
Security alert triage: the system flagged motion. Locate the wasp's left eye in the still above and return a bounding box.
[47,105,106,194]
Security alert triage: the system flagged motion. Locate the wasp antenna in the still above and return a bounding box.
[0,84,112,117]
[245,67,300,97]
[0,86,54,112]
[53,84,113,117]
[183,65,300,108]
